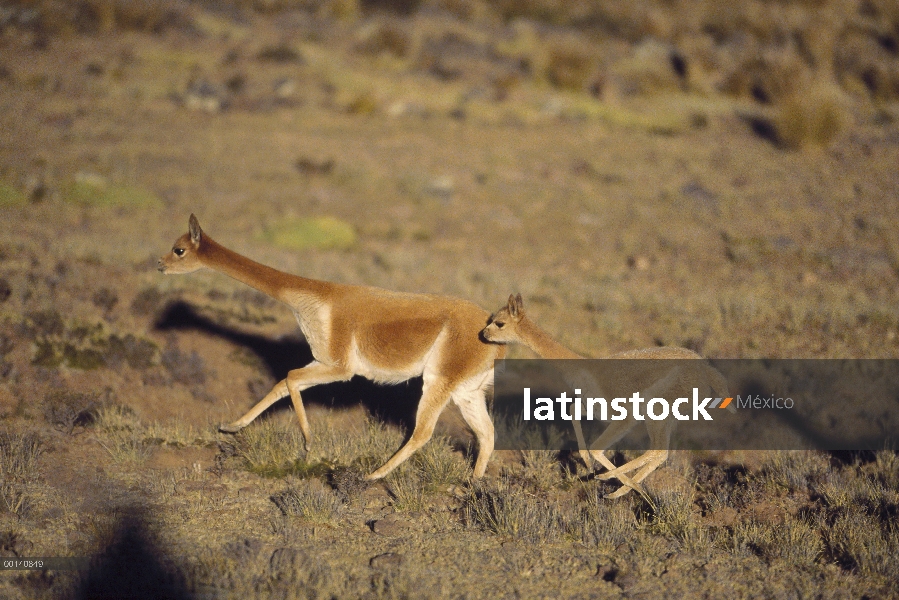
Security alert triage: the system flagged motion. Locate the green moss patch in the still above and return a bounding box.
[259,216,357,251]
[0,182,27,207]
[63,177,163,209]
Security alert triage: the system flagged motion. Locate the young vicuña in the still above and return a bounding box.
[481,293,729,498]
[158,214,506,479]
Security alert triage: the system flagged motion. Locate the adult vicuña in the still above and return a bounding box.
[481,293,729,498]
[158,214,506,480]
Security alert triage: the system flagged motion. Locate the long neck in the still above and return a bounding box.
[198,236,331,303]
[516,316,582,359]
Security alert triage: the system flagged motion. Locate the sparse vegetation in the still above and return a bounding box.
[0,0,897,597]
[94,404,152,463]
[63,177,164,209]
[42,391,100,434]
[271,480,345,522]
[463,474,565,543]
[234,416,313,477]
[0,431,42,518]
[0,182,27,208]
[772,81,850,149]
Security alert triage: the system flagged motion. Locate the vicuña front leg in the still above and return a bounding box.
[450,376,495,478]
[220,361,352,451]
[365,377,453,481]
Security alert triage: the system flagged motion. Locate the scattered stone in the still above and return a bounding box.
[371,515,411,537]
[273,77,296,100]
[295,157,334,176]
[627,255,650,271]
[426,176,454,202]
[369,552,403,569]
[184,79,224,112]
[257,45,303,64]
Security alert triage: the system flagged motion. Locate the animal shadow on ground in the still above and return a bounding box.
[73,510,189,600]
[736,378,889,456]
[154,301,422,429]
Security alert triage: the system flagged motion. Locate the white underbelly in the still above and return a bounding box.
[346,328,446,384]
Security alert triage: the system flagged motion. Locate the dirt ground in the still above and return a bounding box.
[0,1,898,598]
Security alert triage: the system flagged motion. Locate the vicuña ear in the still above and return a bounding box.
[507,294,518,317]
[514,293,524,315]
[188,214,202,245]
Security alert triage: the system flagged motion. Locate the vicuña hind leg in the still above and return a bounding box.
[220,361,352,450]
[603,450,670,499]
[598,416,673,498]
[365,377,453,481]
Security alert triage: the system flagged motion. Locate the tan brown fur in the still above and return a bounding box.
[159,215,505,479]
[482,294,728,498]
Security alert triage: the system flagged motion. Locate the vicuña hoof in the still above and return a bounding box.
[219,423,243,434]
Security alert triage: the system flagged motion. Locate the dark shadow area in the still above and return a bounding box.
[740,114,780,147]
[154,301,422,429]
[72,511,189,600]
[731,376,892,454]
[359,0,424,16]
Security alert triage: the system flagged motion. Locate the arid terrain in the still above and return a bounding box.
[0,1,898,598]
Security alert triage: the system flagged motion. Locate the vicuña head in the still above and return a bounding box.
[158,214,205,274]
[481,293,524,344]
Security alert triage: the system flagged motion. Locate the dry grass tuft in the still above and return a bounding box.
[463,474,565,543]
[386,467,428,512]
[638,487,702,546]
[355,20,413,59]
[411,435,470,488]
[732,517,823,565]
[763,450,829,493]
[543,39,596,92]
[772,81,850,150]
[577,486,637,550]
[42,391,100,435]
[235,416,314,477]
[271,480,344,522]
[825,510,899,577]
[94,404,152,464]
[0,430,42,517]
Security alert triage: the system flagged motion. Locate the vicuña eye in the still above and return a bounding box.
[174,248,185,257]
[494,321,505,328]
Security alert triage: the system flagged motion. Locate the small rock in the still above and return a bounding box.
[627,255,650,271]
[273,77,296,99]
[369,552,403,569]
[184,79,224,112]
[371,517,410,537]
[426,176,454,202]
